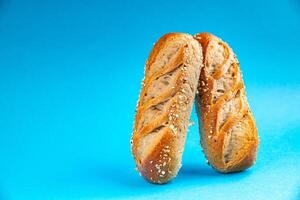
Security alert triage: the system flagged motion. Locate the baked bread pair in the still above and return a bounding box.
[131,33,259,184]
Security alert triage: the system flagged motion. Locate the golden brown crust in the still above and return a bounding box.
[131,33,202,183]
[194,33,259,173]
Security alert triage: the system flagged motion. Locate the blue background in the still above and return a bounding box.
[0,0,300,199]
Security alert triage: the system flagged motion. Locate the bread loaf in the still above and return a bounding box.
[131,33,202,183]
[194,33,259,173]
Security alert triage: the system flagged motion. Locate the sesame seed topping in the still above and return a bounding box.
[169,124,177,134]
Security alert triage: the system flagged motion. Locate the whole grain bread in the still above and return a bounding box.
[194,33,259,173]
[131,33,202,183]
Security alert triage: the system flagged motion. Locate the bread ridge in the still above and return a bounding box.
[194,33,259,173]
[131,33,202,183]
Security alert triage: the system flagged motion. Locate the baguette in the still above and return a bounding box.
[131,33,202,183]
[194,33,259,173]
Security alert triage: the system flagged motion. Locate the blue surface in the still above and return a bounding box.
[0,0,300,199]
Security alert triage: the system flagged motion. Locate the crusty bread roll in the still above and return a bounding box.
[194,33,259,173]
[131,33,202,183]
